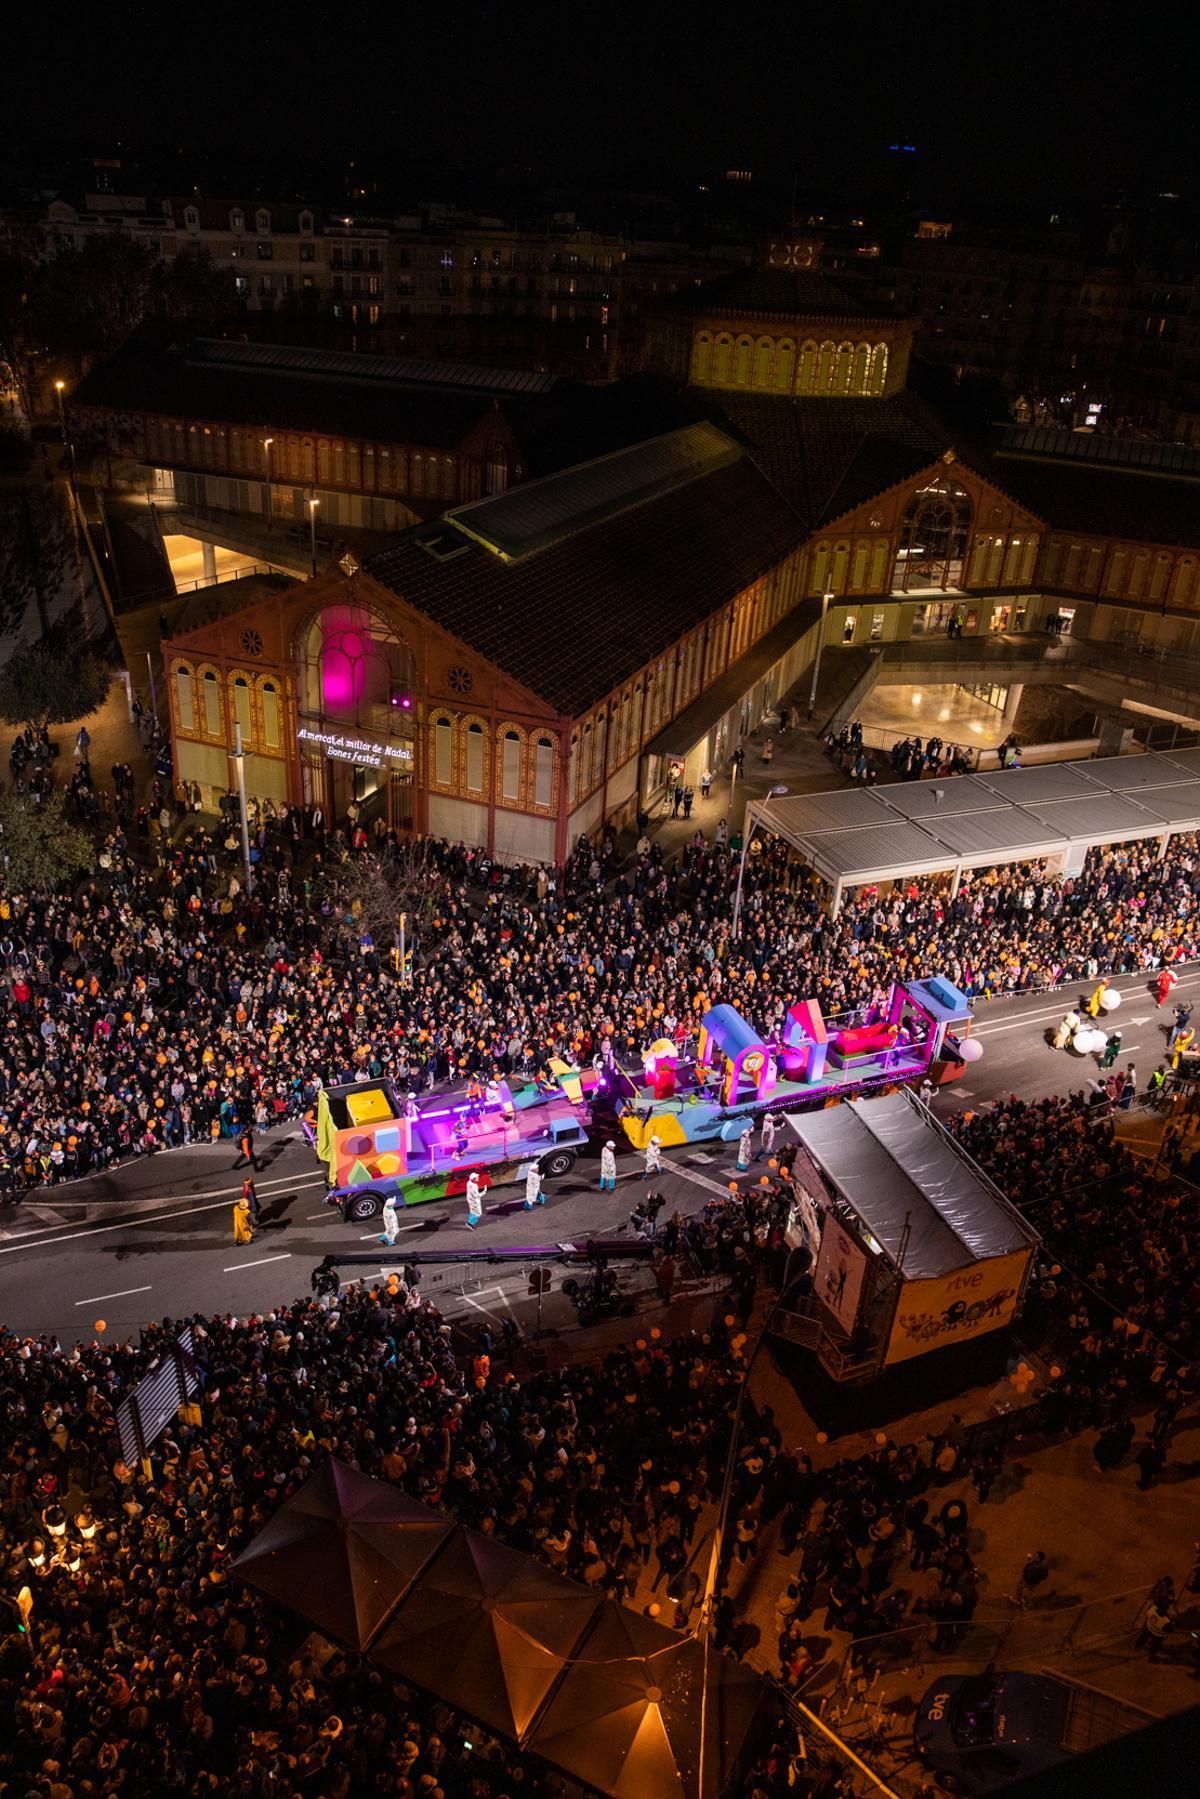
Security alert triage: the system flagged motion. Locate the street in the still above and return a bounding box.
[1,966,1195,1343]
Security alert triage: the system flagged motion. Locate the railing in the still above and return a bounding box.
[172,561,279,595]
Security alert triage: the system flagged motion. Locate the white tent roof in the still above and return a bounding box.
[749,748,1200,899]
[787,1092,1038,1279]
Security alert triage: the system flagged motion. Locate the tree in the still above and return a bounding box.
[0,788,94,891]
[154,246,240,333]
[0,631,110,732]
[27,236,157,367]
[320,839,442,978]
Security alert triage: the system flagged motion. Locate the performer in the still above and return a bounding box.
[484,1075,501,1107]
[1156,967,1178,1007]
[465,1168,488,1229]
[736,1126,753,1171]
[523,1163,545,1209]
[451,1115,470,1160]
[599,1140,617,1192]
[379,1192,402,1246]
[241,1176,260,1224]
[642,1134,663,1179]
[1053,1009,1080,1050]
[232,1196,255,1245]
[1085,979,1109,1019]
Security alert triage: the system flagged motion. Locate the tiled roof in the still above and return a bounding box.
[990,458,1200,551]
[366,453,805,716]
[687,391,948,526]
[73,339,502,449]
[670,264,883,322]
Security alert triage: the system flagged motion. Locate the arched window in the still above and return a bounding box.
[362,445,375,490]
[501,729,521,802]
[301,438,315,481]
[433,715,453,787]
[317,440,332,483]
[816,341,836,394]
[833,342,853,395]
[201,670,222,738]
[797,341,818,395]
[465,721,485,793]
[894,477,973,592]
[752,337,773,390]
[231,674,253,746]
[869,343,888,395]
[411,453,424,497]
[773,339,795,393]
[534,737,554,809]
[286,436,301,480]
[569,730,579,805]
[712,333,733,385]
[333,441,345,486]
[261,680,280,749]
[851,342,870,394]
[345,443,360,487]
[732,335,753,387]
[174,663,195,733]
[691,331,713,384]
[302,605,417,732]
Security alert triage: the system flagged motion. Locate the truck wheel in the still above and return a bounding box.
[345,1192,382,1223]
[540,1148,577,1179]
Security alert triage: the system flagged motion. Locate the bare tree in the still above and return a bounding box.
[319,839,442,981]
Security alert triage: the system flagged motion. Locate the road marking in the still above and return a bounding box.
[671,1163,744,1198]
[460,1287,508,1323]
[223,1253,293,1273]
[73,1285,152,1306]
[3,1170,327,1246]
[0,1187,324,1259]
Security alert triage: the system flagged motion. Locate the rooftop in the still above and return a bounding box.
[366,428,805,716]
[788,1091,1037,1279]
[749,749,1200,897]
[669,262,886,321]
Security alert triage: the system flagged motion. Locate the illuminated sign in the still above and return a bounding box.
[298,726,413,767]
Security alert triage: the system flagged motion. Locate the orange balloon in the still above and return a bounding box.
[727,1181,739,1194]
[759,1175,770,1186]
[816,1431,828,1445]
[768,1158,778,1170]
[94,1320,106,1333]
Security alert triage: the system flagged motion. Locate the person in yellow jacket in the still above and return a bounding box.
[1086,979,1109,1019]
[1171,1029,1194,1071]
[232,1197,255,1246]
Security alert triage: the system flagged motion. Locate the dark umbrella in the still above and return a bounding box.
[232,1457,454,1651]
[528,1601,764,1799]
[371,1525,604,1743]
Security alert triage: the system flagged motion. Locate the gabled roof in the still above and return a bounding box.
[688,391,949,526]
[990,456,1200,551]
[367,433,805,717]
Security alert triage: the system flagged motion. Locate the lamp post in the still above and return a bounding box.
[307,494,319,577]
[806,590,834,720]
[53,380,76,486]
[262,438,274,529]
[231,723,254,896]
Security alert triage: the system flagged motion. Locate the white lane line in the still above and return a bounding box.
[0,1185,325,1259]
[73,1285,152,1307]
[223,1253,293,1273]
[671,1163,744,1198]
[4,1171,327,1246]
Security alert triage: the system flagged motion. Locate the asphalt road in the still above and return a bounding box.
[2,967,1195,1345]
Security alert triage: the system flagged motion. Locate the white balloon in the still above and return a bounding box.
[958,1037,984,1063]
[1075,1029,1105,1054]
[1101,989,1122,1012]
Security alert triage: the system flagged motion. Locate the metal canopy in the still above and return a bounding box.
[787,1092,1037,1279]
[749,748,1200,902]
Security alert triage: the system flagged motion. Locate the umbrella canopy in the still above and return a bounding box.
[232,1458,454,1651]
[371,1525,604,1742]
[528,1602,765,1799]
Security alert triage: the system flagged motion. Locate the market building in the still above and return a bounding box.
[161,422,811,857]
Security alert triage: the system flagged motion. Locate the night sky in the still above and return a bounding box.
[6,1,1197,214]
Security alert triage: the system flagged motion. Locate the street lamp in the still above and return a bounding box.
[307,494,320,577]
[806,590,834,720]
[53,379,76,485]
[262,438,274,529]
[230,723,254,896]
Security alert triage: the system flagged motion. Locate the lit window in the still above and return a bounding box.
[502,730,520,802]
[175,666,194,732]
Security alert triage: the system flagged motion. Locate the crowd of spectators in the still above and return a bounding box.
[951,1094,1200,1410]
[0,1187,840,1799]
[4,768,1200,1189]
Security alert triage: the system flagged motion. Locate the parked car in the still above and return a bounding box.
[914,1671,1150,1793]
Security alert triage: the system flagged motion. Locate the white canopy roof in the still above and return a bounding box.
[787,1091,1038,1280]
[749,750,1200,903]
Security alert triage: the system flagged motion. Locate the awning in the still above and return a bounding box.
[231,1458,454,1651]
[786,1091,1038,1279]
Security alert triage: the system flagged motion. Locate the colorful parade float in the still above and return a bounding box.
[612,976,975,1151]
[311,1065,596,1221]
